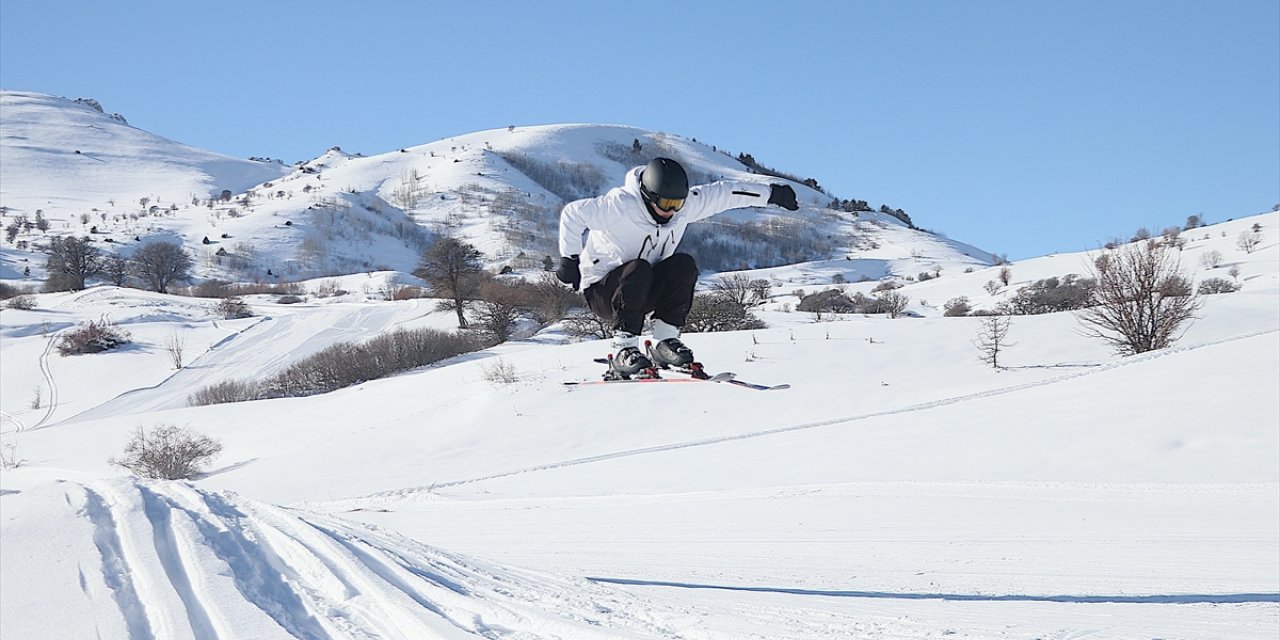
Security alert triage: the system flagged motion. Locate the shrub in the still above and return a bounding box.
[188,279,234,298]
[1005,275,1095,315]
[562,309,614,339]
[109,424,222,479]
[1077,241,1201,355]
[193,328,482,404]
[470,279,525,344]
[259,327,481,398]
[683,292,766,333]
[523,273,582,324]
[391,285,426,301]
[481,358,518,384]
[1197,277,1240,295]
[797,289,856,314]
[0,282,30,300]
[943,296,972,317]
[215,296,253,319]
[1199,250,1224,270]
[6,295,35,310]
[56,319,131,355]
[189,379,262,406]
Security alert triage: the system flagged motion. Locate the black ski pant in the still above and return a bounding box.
[584,253,699,336]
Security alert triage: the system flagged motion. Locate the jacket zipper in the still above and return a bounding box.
[637,223,667,261]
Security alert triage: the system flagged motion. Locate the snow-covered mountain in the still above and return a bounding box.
[0,91,288,222]
[1,90,994,287]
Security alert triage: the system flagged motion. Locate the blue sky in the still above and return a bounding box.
[1,0,1276,260]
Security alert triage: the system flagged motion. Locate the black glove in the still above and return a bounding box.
[768,184,799,211]
[555,255,581,291]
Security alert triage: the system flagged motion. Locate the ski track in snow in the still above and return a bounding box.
[50,479,689,639]
[587,577,1280,605]
[339,327,1280,504]
[27,329,61,430]
[82,485,157,640]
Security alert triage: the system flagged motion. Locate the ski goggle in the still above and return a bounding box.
[640,183,686,213]
[652,196,685,212]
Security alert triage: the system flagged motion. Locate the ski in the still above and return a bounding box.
[563,371,734,387]
[589,357,788,391]
[721,377,790,391]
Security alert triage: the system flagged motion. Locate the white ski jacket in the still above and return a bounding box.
[558,166,775,290]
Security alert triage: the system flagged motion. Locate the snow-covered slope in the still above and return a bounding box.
[0,91,287,220]
[1,212,1277,638]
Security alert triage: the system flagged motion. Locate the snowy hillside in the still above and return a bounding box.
[0,91,287,223]
[1,210,1276,638]
[1,90,994,288]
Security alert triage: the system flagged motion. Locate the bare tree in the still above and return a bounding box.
[165,331,186,369]
[470,279,524,344]
[684,292,767,333]
[878,291,910,318]
[525,272,581,324]
[414,236,484,328]
[562,309,614,339]
[102,254,131,287]
[747,278,773,304]
[44,236,103,291]
[131,240,193,293]
[1237,228,1264,254]
[391,168,424,210]
[975,315,1013,368]
[0,437,27,469]
[711,273,754,306]
[1076,241,1202,355]
[1199,250,1224,270]
[110,424,222,480]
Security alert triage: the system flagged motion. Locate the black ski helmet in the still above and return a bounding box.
[640,158,689,202]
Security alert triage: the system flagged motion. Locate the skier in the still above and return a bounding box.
[556,157,799,378]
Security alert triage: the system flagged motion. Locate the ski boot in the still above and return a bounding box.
[646,338,710,379]
[604,346,657,381]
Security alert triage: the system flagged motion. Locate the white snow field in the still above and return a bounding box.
[2,211,1277,638]
[1,90,1277,638]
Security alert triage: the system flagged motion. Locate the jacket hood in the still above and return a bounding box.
[623,166,644,194]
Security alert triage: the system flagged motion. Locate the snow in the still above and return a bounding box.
[0,92,287,221]
[1,91,1277,638]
